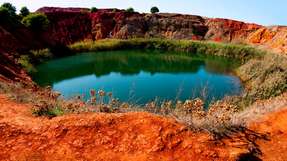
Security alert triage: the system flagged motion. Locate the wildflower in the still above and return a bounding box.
[107,92,113,98]
[98,90,106,97]
[90,89,96,97]
[90,96,96,104]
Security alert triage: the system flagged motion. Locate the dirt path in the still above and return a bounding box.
[0,94,286,161]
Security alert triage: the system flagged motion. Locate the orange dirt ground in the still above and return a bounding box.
[0,94,286,161]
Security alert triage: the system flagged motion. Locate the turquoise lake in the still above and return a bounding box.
[32,50,243,105]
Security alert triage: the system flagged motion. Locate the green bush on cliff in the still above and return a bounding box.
[1,2,16,17]
[126,7,134,13]
[20,6,30,17]
[0,7,11,23]
[22,13,49,32]
[150,6,159,14]
[90,7,98,13]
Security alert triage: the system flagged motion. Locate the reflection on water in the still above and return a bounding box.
[32,50,243,105]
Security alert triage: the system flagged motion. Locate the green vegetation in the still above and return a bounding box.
[17,49,52,73]
[70,39,265,61]
[0,7,11,23]
[126,7,134,13]
[22,13,50,31]
[32,105,64,117]
[1,2,16,17]
[17,55,36,73]
[150,6,159,14]
[90,7,98,13]
[19,6,30,17]
[237,53,287,101]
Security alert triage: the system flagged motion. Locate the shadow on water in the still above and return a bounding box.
[32,49,243,105]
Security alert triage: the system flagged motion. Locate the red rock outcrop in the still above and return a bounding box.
[34,7,287,54]
[37,8,209,44]
[204,18,262,42]
[37,7,92,45]
[248,26,287,53]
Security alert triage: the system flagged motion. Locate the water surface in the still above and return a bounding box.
[32,50,243,105]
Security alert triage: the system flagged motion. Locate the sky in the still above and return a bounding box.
[1,0,286,26]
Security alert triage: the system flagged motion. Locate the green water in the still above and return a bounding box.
[32,50,243,105]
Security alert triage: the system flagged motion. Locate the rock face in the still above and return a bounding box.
[35,7,287,54]
[37,7,92,45]
[37,8,209,44]
[204,18,262,42]
[247,26,287,53]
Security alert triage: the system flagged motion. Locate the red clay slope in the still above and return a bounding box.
[0,95,254,161]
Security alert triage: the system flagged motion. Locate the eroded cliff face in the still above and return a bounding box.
[248,26,287,53]
[37,8,209,43]
[204,18,262,42]
[35,7,287,54]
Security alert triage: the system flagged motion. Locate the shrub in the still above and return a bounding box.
[126,7,134,13]
[0,7,10,23]
[17,55,36,73]
[150,6,159,14]
[20,6,30,17]
[90,7,98,13]
[32,103,64,118]
[22,13,49,31]
[1,2,16,16]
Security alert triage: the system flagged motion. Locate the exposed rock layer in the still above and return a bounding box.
[36,7,287,54]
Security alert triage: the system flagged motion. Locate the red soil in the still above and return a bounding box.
[0,95,255,161]
[249,108,287,161]
[1,94,287,161]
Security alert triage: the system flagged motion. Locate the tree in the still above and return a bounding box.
[1,2,16,16]
[150,6,159,14]
[0,7,10,23]
[20,6,30,17]
[22,13,50,32]
[90,7,98,13]
[126,7,134,13]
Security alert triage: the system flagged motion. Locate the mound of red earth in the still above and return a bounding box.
[0,94,287,161]
[0,95,260,160]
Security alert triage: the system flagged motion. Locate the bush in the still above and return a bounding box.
[126,7,134,13]
[22,13,49,31]
[32,104,64,118]
[0,7,10,23]
[1,2,16,16]
[150,6,159,14]
[20,6,30,17]
[90,7,98,13]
